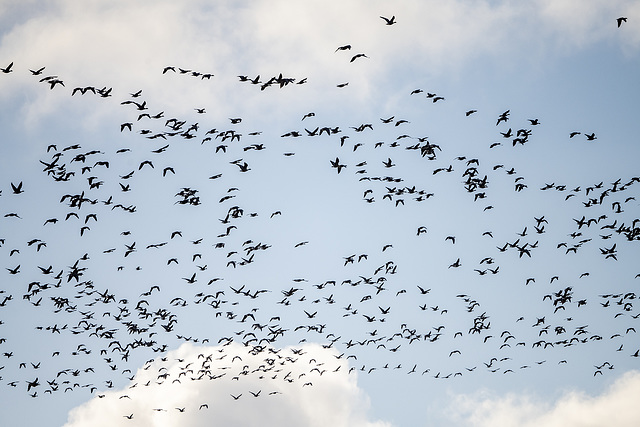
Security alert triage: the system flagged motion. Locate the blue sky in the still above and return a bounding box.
[1,1,640,426]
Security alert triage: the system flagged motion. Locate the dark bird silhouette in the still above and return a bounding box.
[11,181,23,194]
[380,15,396,25]
[350,53,369,62]
[26,377,39,391]
[183,273,197,284]
[29,66,45,75]
[496,110,510,125]
[0,62,13,73]
[330,157,346,174]
[417,286,430,295]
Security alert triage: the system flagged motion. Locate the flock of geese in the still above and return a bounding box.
[0,12,638,423]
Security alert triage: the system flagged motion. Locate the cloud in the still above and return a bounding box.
[2,0,639,130]
[63,342,393,427]
[535,0,631,49]
[449,370,640,427]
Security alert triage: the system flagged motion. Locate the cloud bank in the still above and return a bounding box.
[63,342,392,427]
[450,370,640,427]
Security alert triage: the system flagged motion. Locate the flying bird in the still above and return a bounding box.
[0,62,13,73]
[11,182,23,194]
[350,53,369,62]
[330,157,346,173]
[380,15,396,25]
[29,66,45,75]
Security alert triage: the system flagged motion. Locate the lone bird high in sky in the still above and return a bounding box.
[1,2,640,427]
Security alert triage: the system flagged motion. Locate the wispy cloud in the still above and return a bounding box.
[2,0,638,128]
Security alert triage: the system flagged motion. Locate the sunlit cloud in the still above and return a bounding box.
[449,370,640,427]
[63,342,393,427]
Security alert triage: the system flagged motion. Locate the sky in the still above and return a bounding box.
[1,1,640,426]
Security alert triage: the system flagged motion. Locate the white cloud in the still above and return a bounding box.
[63,342,393,427]
[449,370,640,427]
[2,0,639,130]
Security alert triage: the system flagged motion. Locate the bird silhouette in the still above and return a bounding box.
[0,62,13,73]
[380,15,396,25]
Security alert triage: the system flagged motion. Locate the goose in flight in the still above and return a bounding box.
[496,110,510,125]
[29,66,45,75]
[380,15,396,25]
[0,62,13,73]
[330,157,346,173]
[11,181,24,194]
[449,258,461,268]
[350,53,369,62]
